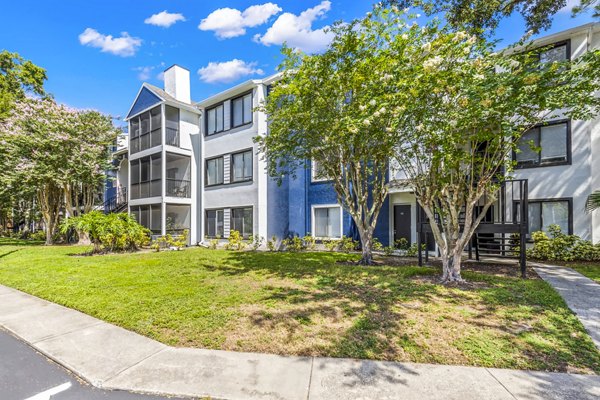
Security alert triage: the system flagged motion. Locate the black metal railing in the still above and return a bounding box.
[102,187,127,214]
[166,179,190,198]
[166,127,180,147]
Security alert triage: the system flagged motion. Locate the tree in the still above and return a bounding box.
[0,99,119,244]
[257,18,402,265]
[0,50,46,120]
[386,0,599,36]
[367,7,600,281]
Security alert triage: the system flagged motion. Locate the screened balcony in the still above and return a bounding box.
[165,153,191,198]
[166,204,191,235]
[130,154,162,200]
[130,106,161,154]
[165,105,180,147]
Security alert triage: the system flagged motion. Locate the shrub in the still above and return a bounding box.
[383,246,395,256]
[339,235,358,253]
[249,234,264,251]
[395,238,410,250]
[209,235,221,250]
[302,233,316,250]
[405,243,425,257]
[372,237,383,251]
[267,236,278,251]
[283,236,304,252]
[61,211,150,253]
[324,239,339,252]
[29,230,46,241]
[226,230,246,251]
[527,225,600,262]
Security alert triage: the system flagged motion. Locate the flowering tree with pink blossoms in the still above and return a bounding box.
[0,98,119,244]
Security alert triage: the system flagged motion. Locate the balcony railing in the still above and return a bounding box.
[166,127,180,147]
[166,179,190,198]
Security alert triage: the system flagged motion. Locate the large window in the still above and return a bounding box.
[165,105,180,147]
[516,199,572,237]
[231,150,253,183]
[166,204,191,235]
[539,41,569,64]
[130,106,162,154]
[206,104,224,135]
[231,207,253,238]
[130,154,162,199]
[166,153,191,198]
[515,121,569,168]
[206,156,224,186]
[313,206,342,239]
[131,204,162,234]
[231,92,252,128]
[205,209,224,238]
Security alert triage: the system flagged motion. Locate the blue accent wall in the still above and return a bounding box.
[127,87,162,119]
[287,167,308,237]
[267,175,290,239]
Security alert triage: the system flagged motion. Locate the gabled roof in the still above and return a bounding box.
[125,83,200,120]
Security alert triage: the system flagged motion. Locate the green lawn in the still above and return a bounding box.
[570,264,600,284]
[0,239,598,374]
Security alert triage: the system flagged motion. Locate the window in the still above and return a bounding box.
[129,154,161,199]
[231,150,253,183]
[205,209,224,238]
[165,105,180,147]
[165,153,191,198]
[231,207,253,238]
[206,157,224,186]
[131,204,162,234]
[519,199,572,237]
[539,42,569,64]
[206,104,224,135]
[231,92,252,128]
[129,106,162,154]
[166,204,191,235]
[313,206,342,239]
[515,121,569,168]
[311,159,330,182]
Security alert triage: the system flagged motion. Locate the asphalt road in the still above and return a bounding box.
[0,328,184,400]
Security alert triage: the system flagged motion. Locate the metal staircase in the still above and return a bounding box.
[100,187,128,214]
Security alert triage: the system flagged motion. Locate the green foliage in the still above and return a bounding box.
[302,233,316,250]
[226,230,246,251]
[323,239,339,252]
[527,225,600,262]
[386,1,599,36]
[395,238,410,250]
[282,236,304,252]
[249,234,264,251]
[405,243,425,257]
[372,237,383,251]
[586,191,600,213]
[61,211,150,253]
[339,236,358,253]
[267,235,278,252]
[209,235,221,250]
[383,246,396,256]
[0,50,47,120]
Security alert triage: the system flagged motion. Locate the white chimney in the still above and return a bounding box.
[164,65,191,104]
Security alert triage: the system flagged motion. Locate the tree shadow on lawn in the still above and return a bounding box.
[209,251,600,372]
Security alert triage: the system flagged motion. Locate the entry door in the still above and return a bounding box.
[393,205,411,243]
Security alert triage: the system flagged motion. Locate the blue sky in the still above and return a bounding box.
[0,1,595,121]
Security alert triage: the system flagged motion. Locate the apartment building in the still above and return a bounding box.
[117,22,600,247]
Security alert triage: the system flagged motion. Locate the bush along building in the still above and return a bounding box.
[114,23,600,252]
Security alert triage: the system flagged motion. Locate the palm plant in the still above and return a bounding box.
[586,191,600,212]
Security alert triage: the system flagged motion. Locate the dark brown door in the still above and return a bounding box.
[393,205,411,243]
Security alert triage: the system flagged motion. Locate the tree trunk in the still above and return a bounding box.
[441,246,464,283]
[357,225,374,265]
[44,223,54,245]
[76,229,91,245]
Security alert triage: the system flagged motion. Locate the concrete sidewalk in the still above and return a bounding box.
[532,263,600,350]
[1,284,598,400]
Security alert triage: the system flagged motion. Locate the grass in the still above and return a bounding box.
[0,238,598,374]
[568,263,600,284]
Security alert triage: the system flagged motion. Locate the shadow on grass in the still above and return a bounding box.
[0,238,44,247]
[0,249,20,259]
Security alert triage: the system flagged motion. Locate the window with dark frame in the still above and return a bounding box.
[231,150,253,183]
[129,154,162,200]
[230,207,253,238]
[205,209,224,238]
[231,92,253,128]
[515,120,569,168]
[538,41,570,64]
[130,105,162,154]
[515,199,572,237]
[206,156,224,186]
[206,103,224,135]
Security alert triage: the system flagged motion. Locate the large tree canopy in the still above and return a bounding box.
[0,50,46,120]
[386,0,599,35]
[0,98,119,244]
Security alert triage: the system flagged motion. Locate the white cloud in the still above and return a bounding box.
[558,0,579,13]
[199,3,282,39]
[133,66,154,80]
[145,10,186,27]
[254,1,333,53]
[198,59,264,84]
[79,28,142,57]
